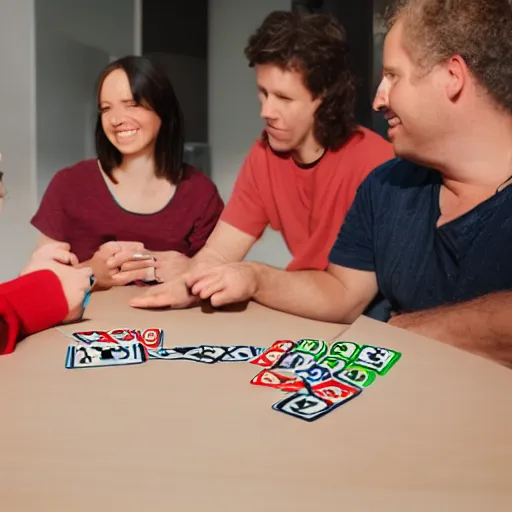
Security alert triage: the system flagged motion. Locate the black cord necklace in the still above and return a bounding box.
[496,173,512,193]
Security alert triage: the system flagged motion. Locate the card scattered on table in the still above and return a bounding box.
[250,338,401,422]
[65,342,147,369]
[64,328,401,423]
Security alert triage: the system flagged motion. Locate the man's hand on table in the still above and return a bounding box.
[185,261,258,307]
[129,251,199,309]
[128,254,256,310]
[112,249,188,286]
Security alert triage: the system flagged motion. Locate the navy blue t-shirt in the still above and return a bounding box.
[330,158,512,316]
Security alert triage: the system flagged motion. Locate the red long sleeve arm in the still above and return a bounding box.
[0,270,69,355]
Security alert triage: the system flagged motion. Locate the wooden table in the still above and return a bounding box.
[1,287,511,511]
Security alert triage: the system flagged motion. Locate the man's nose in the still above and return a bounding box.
[372,79,389,112]
[260,97,277,120]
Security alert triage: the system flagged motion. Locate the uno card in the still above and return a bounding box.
[334,365,377,388]
[294,363,332,384]
[271,351,316,372]
[81,276,96,309]
[327,341,361,362]
[65,342,146,369]
[108,328,142,344]
[147,345,225,363]
[72,330,117,344]
[318,355,347,372]
[216,346,265,362]
[139,328,164,350]
[107,328,163,351]
[271,385,361,422]
[131,254,158,283]
[292,338,328,361]
[250,369,305,393]
[309,378,362,406]
[354,345,401,375]
[250,340,295,368]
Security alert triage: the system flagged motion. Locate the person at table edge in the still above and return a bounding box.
[0,159,92,356]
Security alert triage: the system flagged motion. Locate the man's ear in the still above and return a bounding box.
[313,90,327,110]
[445,55,467,102]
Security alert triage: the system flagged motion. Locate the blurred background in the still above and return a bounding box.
[0,0,391,280]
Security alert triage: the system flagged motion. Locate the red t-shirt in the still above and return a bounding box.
[220,127,395,270]
[0,270,69,355]
[31,160,224,262]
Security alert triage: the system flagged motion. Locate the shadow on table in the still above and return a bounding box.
[200,299,249,314]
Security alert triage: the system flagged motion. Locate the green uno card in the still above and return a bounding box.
[334,365,377,388]
[354,345,401,375]
[293,338,328,361]
[328,341,361,362]
[318,355,347,372]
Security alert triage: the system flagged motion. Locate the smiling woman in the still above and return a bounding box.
[30,56,224,290]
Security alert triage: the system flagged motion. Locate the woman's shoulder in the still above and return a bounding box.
[52,159,98,183]
[179,164,218,193]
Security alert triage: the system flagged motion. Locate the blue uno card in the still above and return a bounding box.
[65,342,146,369]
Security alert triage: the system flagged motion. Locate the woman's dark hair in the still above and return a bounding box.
[245,10,358,150]
[95,55,184,184]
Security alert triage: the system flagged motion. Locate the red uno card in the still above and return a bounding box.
[250,339,295,368]
[310,378,361,406]
[108,328,142,344]
[250,369,305,393]
[139,328,164,350]
[72,331,117,344]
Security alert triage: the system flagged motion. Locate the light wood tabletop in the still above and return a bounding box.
[0,286,511,511]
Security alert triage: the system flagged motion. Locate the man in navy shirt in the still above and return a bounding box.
[178,0,512,366]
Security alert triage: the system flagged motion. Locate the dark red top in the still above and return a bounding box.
[31,159,224,262]
[0,270,69,356]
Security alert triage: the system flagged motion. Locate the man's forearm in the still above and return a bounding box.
[191,246,229,266]
[250,262,359,323]
[391,292,512,365]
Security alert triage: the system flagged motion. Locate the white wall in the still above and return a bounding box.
[35,0,137,199]
[35,0,137,59]
[36,32,109,198]
[208,0,292,268]
[0,0,38,282]
[0,0,138,281]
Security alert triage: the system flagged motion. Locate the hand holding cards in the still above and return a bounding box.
[20,242,93,323]
[88,241,146,289]
[111,251,159,285]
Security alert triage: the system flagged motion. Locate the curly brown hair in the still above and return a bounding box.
[386,0,512,113]
[244,10,357,150]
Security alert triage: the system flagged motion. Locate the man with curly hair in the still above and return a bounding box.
[166,0,512,367]
[129,10,394,312]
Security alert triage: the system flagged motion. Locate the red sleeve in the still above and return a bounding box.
[31,169,69,241]
[187,184,225,256]
[219,144,270,238]
[0,270,69,355]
